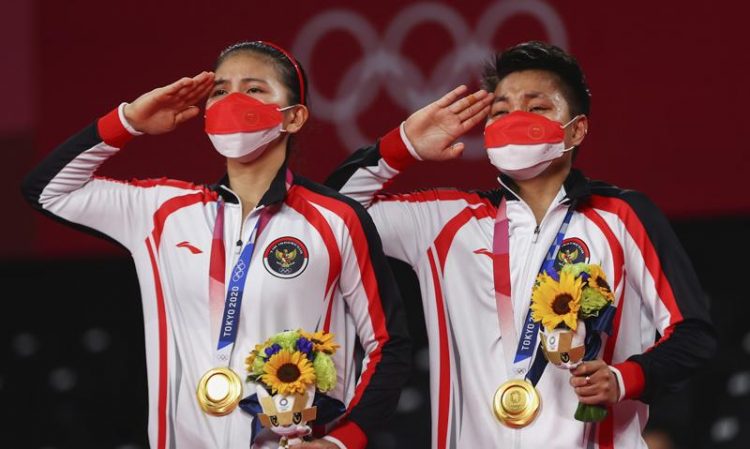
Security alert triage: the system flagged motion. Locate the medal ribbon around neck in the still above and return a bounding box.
[492,197,575,384]
[208,199,276,366]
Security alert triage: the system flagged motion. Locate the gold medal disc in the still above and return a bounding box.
[196,367,243,416]
[492,379,541,428]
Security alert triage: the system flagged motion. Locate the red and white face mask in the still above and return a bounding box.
[484,111,580,180]
[204,93,296,162]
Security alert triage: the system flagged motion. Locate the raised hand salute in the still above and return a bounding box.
[123,71,215,134]
[403,84,493,160]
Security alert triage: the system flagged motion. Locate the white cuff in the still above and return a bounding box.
[118,102,144,136]
[608,365,626,402]
[322,435,347,449]
[399,121,423,161]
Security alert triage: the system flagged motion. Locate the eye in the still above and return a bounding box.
[270,416,279,426]
[246,87,264,94]
[491,109,508,118]
[530,106,549,113]
[210,89,227,98]
[293,412,302,424]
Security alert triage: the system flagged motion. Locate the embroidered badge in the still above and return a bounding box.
[554,237,590,271]
[263,237,309,279]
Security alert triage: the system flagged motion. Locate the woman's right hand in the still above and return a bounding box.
[403,85,493,161]
[123,71,215,134]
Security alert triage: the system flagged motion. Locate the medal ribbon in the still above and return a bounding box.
[208,199,274,367]
[493,197,574,383]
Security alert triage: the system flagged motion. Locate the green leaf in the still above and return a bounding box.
[574,402,608,422]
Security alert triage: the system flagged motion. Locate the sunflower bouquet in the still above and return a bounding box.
[530,263,617,422]
[246,329,339,395]
[240,329,343,448]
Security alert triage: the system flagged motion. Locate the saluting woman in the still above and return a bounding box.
[23,41,410,449]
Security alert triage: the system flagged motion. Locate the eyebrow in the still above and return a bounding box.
[493,92,549,103]
[213,77,269,86]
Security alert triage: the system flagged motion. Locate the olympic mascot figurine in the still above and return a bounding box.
[240,329,344,448]
[255,383,317,446]
[531,263,617,422]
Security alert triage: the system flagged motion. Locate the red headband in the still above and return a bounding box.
[258,40,305,106]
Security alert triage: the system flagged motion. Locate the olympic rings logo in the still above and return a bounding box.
[232,259,247,282]
[293,1,568,159]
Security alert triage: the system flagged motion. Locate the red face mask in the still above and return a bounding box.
[484,111,579,180]
[205,93,292,161]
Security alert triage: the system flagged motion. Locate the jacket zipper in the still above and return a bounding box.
[219,186,250,259]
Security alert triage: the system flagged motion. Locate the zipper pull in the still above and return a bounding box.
[532,224,541,243]
[235,239,243,255]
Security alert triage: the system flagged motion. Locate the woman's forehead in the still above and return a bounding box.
[215,52,279,80]
[495,70,563,96]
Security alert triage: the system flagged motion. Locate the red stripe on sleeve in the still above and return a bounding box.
[377,189,493,206]
[92,176,211,192]
[295,187,388,412]
[327,419,368,449]
[97,107,135,148]
[613,360,646,400]
[379,127,417,171]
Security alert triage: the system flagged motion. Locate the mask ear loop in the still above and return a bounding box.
[561,114,584,129]
[277,104,301,133]
[560,114,585,152]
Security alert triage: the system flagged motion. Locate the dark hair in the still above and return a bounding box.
[215,41,308,107]
[482,41,591,117]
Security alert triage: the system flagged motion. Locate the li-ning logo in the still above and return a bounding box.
[293,1,568,158]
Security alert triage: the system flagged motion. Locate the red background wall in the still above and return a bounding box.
[6,0,749,259]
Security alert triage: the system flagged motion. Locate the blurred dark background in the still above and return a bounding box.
[2,0,749,448]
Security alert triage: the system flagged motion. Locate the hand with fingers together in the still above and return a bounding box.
[569,360,620,406]
[123,71,215,135]
[403,84,494,161]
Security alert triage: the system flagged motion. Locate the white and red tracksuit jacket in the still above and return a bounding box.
[22,107,411,449]
[326,126,716,449]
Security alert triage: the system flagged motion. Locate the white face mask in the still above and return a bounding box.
[484,111,581,180]
[204,92,296,162]
[206,124,284,163]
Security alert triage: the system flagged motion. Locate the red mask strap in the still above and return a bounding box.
[258,41,305,106]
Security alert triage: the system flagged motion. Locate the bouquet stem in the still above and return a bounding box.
[574,402,608,422]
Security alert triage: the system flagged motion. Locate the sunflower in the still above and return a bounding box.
[261,349,316,395]
[531,271,583,331]
[299,329,340,355]
[586,264,615,302]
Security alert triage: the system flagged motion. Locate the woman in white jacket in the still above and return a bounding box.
[23,41,410,449]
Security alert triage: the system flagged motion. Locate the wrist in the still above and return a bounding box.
[378,125,419,172]
[610,361,645,401]
[399,121,423,161]
[97,104,139,148]
[119,102,144,136]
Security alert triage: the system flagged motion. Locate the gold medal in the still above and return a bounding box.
[196,367,243,416]
[492,379,541,428]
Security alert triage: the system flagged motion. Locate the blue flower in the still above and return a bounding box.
[264,343,282,358]
[296,337,314,359]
